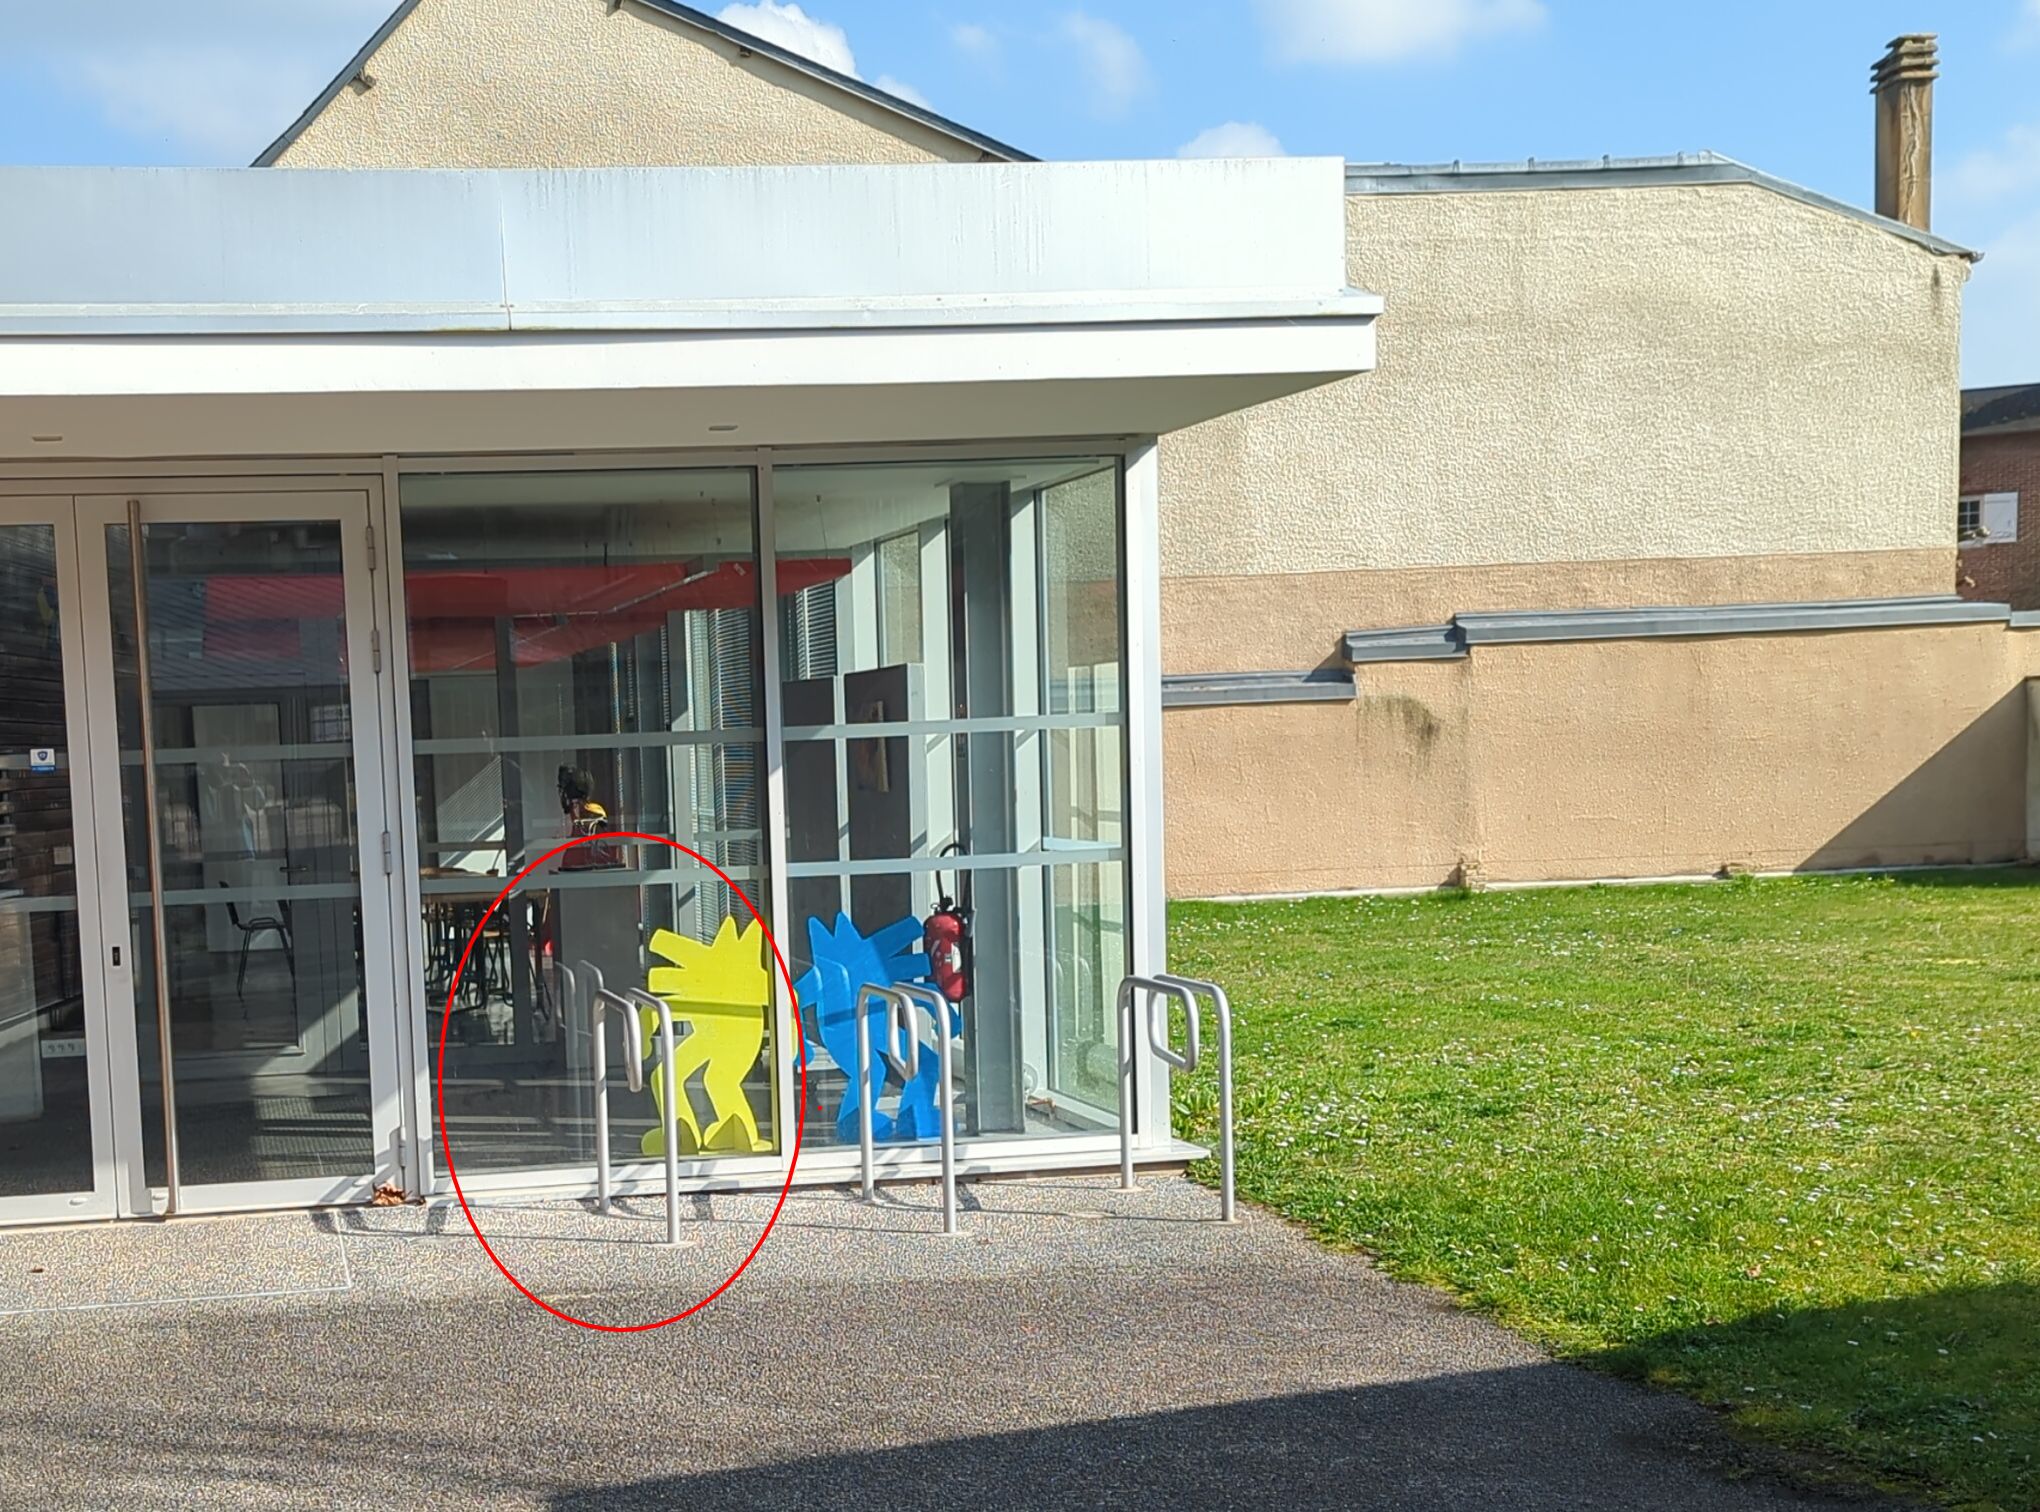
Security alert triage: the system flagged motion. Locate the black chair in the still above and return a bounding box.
[218,881,294,999]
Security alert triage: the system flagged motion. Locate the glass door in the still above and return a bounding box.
[75,490,402,1215]
[0,499,120,1223]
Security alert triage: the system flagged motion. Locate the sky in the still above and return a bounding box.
[0,0,2035,385]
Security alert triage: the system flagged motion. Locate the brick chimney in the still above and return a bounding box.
[1871,33,1937,231]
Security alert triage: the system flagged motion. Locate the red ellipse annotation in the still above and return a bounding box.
[433,831,806,1331]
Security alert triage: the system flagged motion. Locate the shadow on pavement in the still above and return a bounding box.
[549,1374,1898,1512]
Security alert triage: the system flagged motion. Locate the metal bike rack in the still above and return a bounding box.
[855,982,961,1236]
[1117,973,1236,1223]
[853,984,900,1206]
[572,960,683,1245]
[569,962,641,1218]
[628,990,685,1248]
[897,983,960,1238]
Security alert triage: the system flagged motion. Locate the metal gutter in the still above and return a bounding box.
[1339,624,1467,663]
[1345,595,2012,665]
[251,0,1030,168]
[1162,669,1355,708]
[1458,596,2010,644]
[1344,151,1978,261]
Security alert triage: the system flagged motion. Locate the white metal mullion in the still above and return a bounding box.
[1122,443,1167,1151]
[757,455,800,1178]
[376,464,436,1197]
[340,484,407,1197]
[50,501,121,1219]
[0,498,118,1221]
[69,494,151,1214]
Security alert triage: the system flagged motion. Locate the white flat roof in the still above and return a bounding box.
[0,159,1379,336]
[0,159,1379,459]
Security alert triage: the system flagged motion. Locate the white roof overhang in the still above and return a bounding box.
[0,160,1379,461]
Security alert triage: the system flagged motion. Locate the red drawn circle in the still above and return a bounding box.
[433,831,806,1330]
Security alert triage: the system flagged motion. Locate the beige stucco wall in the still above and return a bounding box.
[1161,184,1968,673]
[275,0,982,169]
[1166,624,2040,898]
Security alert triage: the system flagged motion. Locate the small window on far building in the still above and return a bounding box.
[1959,492,2019,548]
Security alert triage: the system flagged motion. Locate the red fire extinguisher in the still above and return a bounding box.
[925,843,974,1004]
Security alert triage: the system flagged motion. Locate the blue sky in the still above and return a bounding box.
[1,0,2035,384]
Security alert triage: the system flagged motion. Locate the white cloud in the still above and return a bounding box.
[0,0,391,159]
[1948,124,2040,204]
[1057,12,1151,118]
[951,23,998,60]
[716,2,933,110]
[1179,121,1287,158]
[716,2,858,76]
[874,74,933,110]
[2014,0,2040,48]
[1256,0,1546,65]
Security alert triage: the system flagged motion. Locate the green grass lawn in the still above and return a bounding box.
[1168,872,2040,1511]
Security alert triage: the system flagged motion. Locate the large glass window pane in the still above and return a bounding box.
[0,524,96,1200]
[774,457,1127,1149]
[107,518,374,1189]
[402,470,774,1174]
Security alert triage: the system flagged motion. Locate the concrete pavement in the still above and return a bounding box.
[0,1176,1898,1509]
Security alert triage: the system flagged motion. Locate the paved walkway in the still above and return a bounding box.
[0,1177,1895,1509]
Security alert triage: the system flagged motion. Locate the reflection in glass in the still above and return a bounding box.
[775,458,1128,1148]
[0,524,96,1200]
[401,470,776,1173]
[107,519,373,1188]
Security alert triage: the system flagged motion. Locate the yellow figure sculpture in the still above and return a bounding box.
[638,918,771,1157]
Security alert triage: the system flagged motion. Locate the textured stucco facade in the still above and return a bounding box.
[1153,177,2009,899]
[273,0,985,169]
[1167,625,2040,898]
[1160,184,1967,673]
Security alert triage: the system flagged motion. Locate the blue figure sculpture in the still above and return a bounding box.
[794,912,962,1145]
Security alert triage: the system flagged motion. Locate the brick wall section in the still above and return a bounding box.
[1957,430,2040,607]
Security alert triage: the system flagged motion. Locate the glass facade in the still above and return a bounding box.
[0,447,1139,1221]
[404,454,1130,1179]
[0,524,96,1201]
[775,458,1129,1149]
[400,470,775,1175]
[105,516,376,1189]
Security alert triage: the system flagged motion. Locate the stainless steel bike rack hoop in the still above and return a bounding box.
[855,983,962,1235]
[572,962,643,1220]
[1117,973,1236,1223]
[896,983,960,1237]
[854,983,905,1205]
[628,990,685,1247]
